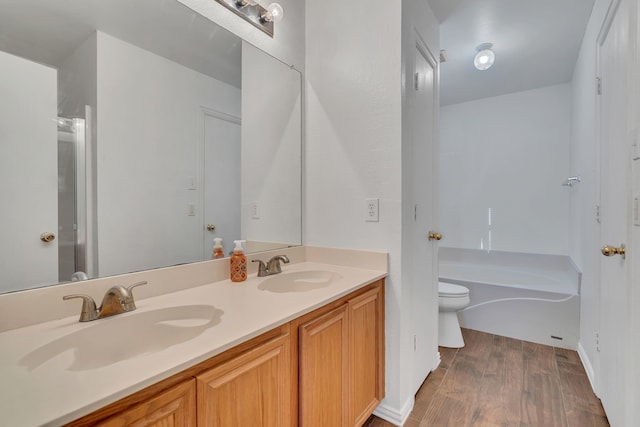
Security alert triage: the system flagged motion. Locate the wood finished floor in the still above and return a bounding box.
[365,328,609,427]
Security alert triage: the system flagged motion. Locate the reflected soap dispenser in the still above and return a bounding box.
[212,238,224,259]
[230,240,247,282]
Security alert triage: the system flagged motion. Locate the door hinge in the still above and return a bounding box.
[414,72,419,91]
[596,77,602,95]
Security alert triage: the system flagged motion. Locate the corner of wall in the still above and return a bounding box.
[373,395,415,426]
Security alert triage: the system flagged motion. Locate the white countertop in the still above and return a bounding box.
[0,255,386,426]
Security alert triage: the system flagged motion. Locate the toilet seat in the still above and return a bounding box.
[439,282,469,297]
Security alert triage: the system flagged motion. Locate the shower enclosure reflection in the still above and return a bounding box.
[57,116,91,282]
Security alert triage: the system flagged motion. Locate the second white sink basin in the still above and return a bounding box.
[20,304,223,371]
[258,270,342,293]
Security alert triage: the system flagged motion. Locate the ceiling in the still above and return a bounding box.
[428,0,596,106]
[0,0,242,88]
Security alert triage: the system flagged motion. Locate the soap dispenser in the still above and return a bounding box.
[230,240,247,282]
[212,238,224,259]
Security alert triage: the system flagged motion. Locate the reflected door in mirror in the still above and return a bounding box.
[0,51,58,292]
[202,109,241,258]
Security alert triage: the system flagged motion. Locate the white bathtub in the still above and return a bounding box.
[439,248,581,349]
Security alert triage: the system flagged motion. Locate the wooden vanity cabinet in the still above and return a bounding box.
[196,333,292,427]
[348,286,385,426]
[95,380,196,427]
[297,281,385,427]
[65,280,384,427]
[299,304,350,426]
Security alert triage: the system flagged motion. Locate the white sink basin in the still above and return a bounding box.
[258,270,342,293]
[20,304,223,371]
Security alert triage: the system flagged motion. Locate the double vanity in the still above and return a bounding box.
[0,246,387,426]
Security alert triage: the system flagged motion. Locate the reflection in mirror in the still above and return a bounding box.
[0,0,302,294]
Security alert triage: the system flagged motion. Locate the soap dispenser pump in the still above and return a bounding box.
[212,238,224,259]
[230,240,247,282]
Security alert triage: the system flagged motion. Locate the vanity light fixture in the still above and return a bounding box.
[260,3,284,23]
[474,43,495,71]
[213,0,284,37]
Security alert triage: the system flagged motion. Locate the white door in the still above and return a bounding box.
[410,41,440,393]
[597,0,632,424]
[0,50,58,292]
[201,108,241,258]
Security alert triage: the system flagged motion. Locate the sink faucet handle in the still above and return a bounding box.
[252,259,268,277]
[121,281,148,310]
[62,294,98,322]
[127,281,148,295]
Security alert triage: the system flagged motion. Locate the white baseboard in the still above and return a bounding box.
[373,395,414,426]
[373,351,440,425]
[577,341,598,397]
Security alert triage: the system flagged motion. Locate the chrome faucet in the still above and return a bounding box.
[63,281,147,322]
[252,255,290,277]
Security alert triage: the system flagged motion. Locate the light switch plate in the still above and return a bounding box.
[250,201,260,219]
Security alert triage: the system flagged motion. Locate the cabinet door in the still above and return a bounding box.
[96,380,196,427]
[349,285,384,426]
[196,333,291,427]
[299,304,349,427]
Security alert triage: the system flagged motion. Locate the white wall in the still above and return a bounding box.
[305,0,403,414]
[176,0,304,71]
[569,0,611,390]
[95,32,241,276]
[58,34,97,120]
[241,42,302,246]
[306,0,441,423]
[439,84,572,255]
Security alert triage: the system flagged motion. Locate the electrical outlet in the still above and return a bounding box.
[365,198,379,222]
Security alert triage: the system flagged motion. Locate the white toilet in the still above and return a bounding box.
[438,282,470,348]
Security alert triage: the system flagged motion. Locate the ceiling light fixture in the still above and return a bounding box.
[474,43,495,71]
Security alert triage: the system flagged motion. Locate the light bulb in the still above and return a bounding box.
[263,2,283,23]
[473,44,495,71]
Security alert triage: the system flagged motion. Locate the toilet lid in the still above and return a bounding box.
[438,282,469,297]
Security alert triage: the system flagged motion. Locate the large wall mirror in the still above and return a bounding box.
[0,0,302,294]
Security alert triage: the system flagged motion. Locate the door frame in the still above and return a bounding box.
[409,28,441,394]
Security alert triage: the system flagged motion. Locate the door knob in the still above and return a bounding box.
[601,244,625,259]
[206,224,216,232]
[40,232,56,243]
[428,231,442,241]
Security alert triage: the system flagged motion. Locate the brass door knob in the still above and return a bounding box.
[601,244,625,259]
[206,224,216,232]
[40,232,56,243]
[428,231,442,241]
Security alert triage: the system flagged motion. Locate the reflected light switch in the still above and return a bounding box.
[187,176,196,190]
[250,201,260,219]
